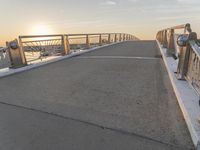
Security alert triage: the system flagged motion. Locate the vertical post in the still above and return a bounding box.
[119,34,122,42]
[126,34,128,40]
[159,32,162,42]
[99,34,102,46]
[114,34,117,42]
[65,35,70,54]
[108,34,111,44]
[163,30,168,48]
[157,32,160,42]
[18,37,27,64]
[7,39,27,68]
[167,29,175,56]
[61,35,70,55]
[160,31,163,44]
[177,32,197,80]
[128,35,131,40]
[123,34,126,41]
[86,34,90,49]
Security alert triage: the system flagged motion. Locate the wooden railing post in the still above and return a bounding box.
[61,35,70,55]
[119,34,122,42]
[126,34,129,40]
[114,34,117,42]
[86,34,90,49]
[157,31,161,42]
[167,29,175,56]
[160,31,163,44]
[65,35,70,54]
[99,34,102,46]
[108,34,111,44]
[7,39,27,68]
[163,30,168,48]
[18,38,27,65]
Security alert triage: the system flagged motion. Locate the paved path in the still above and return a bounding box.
[0,41,194,150]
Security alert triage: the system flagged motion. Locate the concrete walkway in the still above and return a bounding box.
[0,41,194,150]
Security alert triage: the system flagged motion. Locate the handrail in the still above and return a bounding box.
[2,33,138,68]
[158,23,191,32]
[156,23,200,95]
[19,33,129,39]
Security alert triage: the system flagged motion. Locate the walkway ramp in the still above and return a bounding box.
[0,41,194,150]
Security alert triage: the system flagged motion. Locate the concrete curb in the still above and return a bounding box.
[156,40,200,150]
[0,41,127,78]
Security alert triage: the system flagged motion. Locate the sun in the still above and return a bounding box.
[30,24,51,35]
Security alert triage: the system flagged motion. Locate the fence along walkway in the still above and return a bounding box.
[0,33,137,69]
[156,23,200,96]
[156,23,200,149]
[0,40,194,150]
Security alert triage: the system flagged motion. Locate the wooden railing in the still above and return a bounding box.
[1,33,138,69]
[18,33,137,62]
[156,23,200,95]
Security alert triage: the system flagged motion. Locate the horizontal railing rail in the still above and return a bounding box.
[0,33,138,69]
[156,23,200,95]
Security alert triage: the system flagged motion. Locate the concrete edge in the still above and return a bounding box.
[0,41,127,78]
[156,40,200,150]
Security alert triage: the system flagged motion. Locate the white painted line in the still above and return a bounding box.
[0,41,126,78]
[77,56,160,60]
[156,40,200,150]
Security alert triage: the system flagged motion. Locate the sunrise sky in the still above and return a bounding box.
[0,0,200,46]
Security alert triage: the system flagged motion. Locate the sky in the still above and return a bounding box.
[0,0,200,46]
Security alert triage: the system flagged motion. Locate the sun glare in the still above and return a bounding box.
[30,24,51,35]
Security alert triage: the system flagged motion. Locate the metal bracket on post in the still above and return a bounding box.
[7,39,27,68]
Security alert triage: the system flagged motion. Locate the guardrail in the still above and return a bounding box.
[156,23,200,95]
[19,33,137,62]
[0,33,138,69]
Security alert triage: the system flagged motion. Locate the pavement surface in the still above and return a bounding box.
[0,41,195,150]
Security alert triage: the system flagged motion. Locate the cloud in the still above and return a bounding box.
[101,0,117,6]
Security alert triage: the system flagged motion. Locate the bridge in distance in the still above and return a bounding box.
[0,24,199,150]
